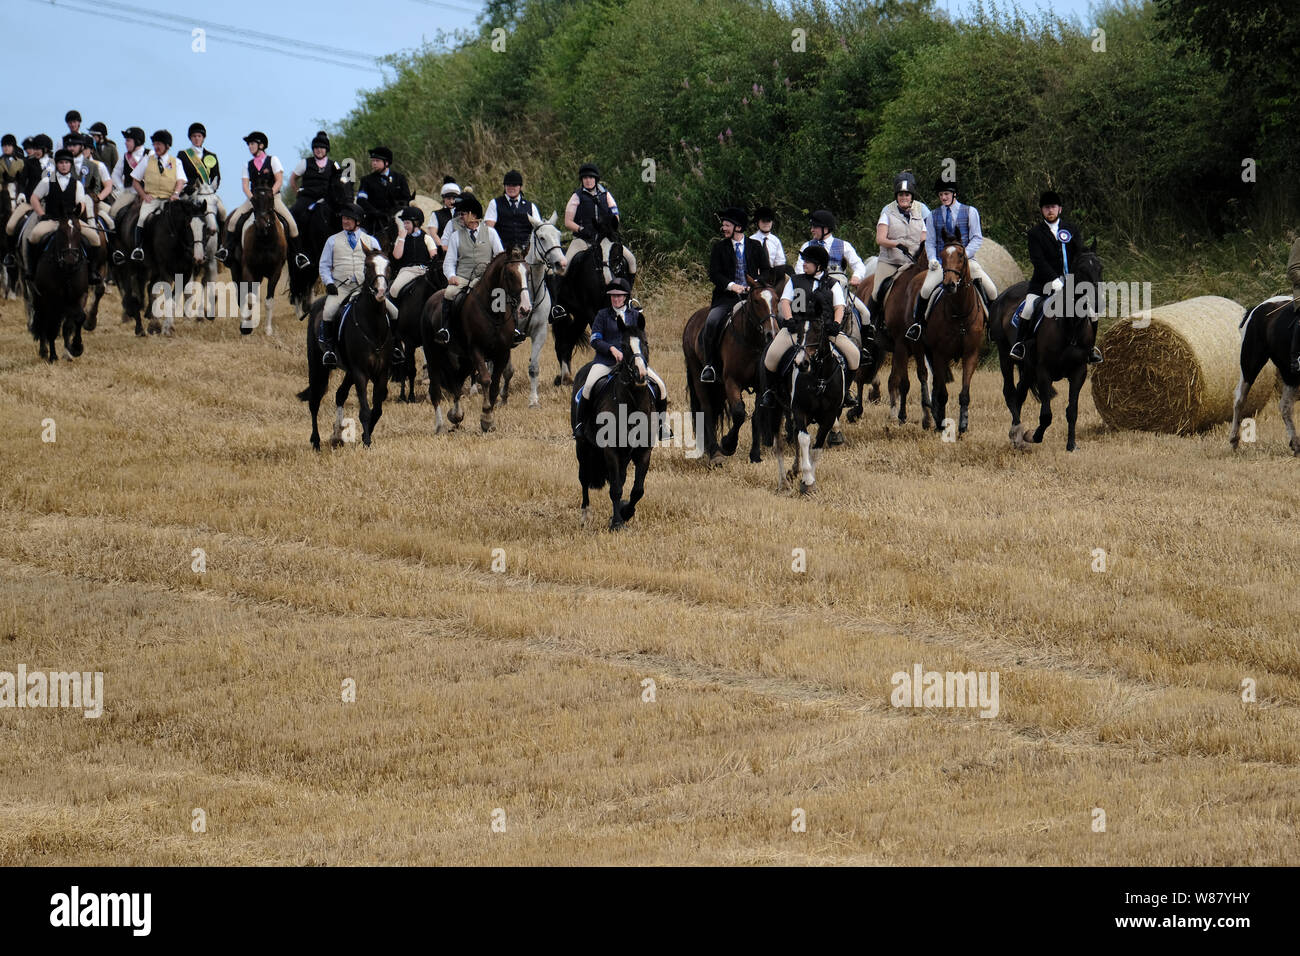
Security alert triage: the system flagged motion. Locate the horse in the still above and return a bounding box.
[288,194,343,314]
[419,249,531,434]
[770,313,846,495]
[845,275,888,423]
[571,348,655,531]
[1230,297,1300,454]
[29,218,89,363]
[234,185,287,336]
[681,281,780,464]
[297,248,393,449]
[920,229,986,437]
[140,196,206,335]
[513,213,567,408]
[870,251,933,428]
[107,197,149,334]
[553,217,632,387]
[988,242,1103,451]
[1,184,21,299]
[391,265,446,402]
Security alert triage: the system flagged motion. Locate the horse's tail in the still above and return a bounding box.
[577,439,607,489]
[1027,378,1057,402]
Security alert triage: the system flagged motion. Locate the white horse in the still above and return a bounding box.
[517,212,567,408]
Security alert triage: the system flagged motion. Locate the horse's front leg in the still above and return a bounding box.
[480,351,502,433]
[915,347,933,429]
[621,447,650,524]
[528,324,545,408]
[354,372,374,446]
[1031,367,1053,443]
[958,343,978,436]
[797,423,815,495]
[369,372,387,442]
[719,374,746,457]
[606,448,627,531]
[265,267,282,336]
[331,374,354,447]
[1065,365,1085,452]
[1277,383,1299,455]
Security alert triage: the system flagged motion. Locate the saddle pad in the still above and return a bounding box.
[1010,299,1043,335]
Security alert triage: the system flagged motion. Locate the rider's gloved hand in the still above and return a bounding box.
[326,283,338,296]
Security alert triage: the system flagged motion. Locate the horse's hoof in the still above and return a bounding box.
[800,481,816,496]
[619,500,636,522]
[1290,438,1300,455]
[708,452,726,467]
[749,451,762,464]
[134,327,145,337]
[719,434,738,456]
[528,399,540,409]
[827,430,844,446]
[481,419,495,433]
[329,437,344,449]
[553,375,562,387]
[1067,441,1077,452]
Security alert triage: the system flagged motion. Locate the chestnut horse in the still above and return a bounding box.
[234,185,287,336]
[681,280,780,464]
[921,229,986,437]
[856,256,932,428]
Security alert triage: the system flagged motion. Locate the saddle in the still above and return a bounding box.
[1010,296,1045,336]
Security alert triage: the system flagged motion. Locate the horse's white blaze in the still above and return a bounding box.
[372,255,389,299]
[514,262,530,313]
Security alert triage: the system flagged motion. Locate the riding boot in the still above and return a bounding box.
[433,297,452,344]
[976,281,993,316]
[572,392,588,440]
[512,324,528,345]
[1009,309,1033,361]
[388,313,405,364]
[288,234,311,270]
[546,274,566,321]
[905,292,927,341]
[1088,319,1104,365]
[1291,309,1300,373]
[758,362,777,409]
[130,224,144,261]
[699,308,722,383]
[319,315,340,367]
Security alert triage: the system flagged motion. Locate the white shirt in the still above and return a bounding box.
[31,173,88,211]
[795,235,867,282]
[442,225,505,281]
[111,145,147,190]
[779,274,846,308]
[484,196,538,224]
[241,154,284,182]
[750,229,786,267]
[1047,219,1061,239]
[131,151,187,187]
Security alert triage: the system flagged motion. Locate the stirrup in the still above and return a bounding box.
[433,327,451,345]
[512,327,528,345]
[1,254,14,267]
[1009,341,1026,361]
[214,246,229,262]
[699,365,717,383]
[760,388,777,408]
[293,252,311,269]
[321,348,338,367]
[550,303,567,320]
[392,346,405,363]
[1088,347,1104,365]
[905,322,922,342]
[129,247,144,262]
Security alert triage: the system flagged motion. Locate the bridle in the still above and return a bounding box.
[942,243,968,289]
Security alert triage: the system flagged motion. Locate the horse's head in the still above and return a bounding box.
[503,247,531,319]
[54,218,84,269]
[252,186,276,232]
[169,197,207,261]
[745,277,780,346]
[528,212,566,273]
[939,229,969,293]
[1073,239,1104,323]
[363,248,391,302]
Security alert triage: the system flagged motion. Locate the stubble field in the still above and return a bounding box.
[1,274,1297,865]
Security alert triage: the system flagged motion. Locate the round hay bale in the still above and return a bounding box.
[1090,295,1276,434]
[976,238,1024,294]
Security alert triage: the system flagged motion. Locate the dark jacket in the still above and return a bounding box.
[1027,219,1084,294]
[590,305,647,363]
[357,169,412,218]
[709,235,770,307]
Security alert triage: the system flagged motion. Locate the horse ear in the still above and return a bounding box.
[546,211,557,226]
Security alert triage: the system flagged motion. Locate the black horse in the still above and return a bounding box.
[140,197,207,335]
[30,218,90,363]
[553,217,632,387]
[108,199,149,335]
[989,244,1103,451]
[288,189,349,314]
[769,316,846,495]
[392,268,447,402]
[297,249,394,449]
[1230,297,1300,454]
[571,349,655,531]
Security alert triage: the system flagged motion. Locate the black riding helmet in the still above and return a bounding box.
[122,126,145,145]
[503,169,523,187]
[934,177,958,195]
[719,206,747,230]
[802,243,830,270]
[151,129,173,148]
[455,193,484,219]
[53,148,74,164]
[809,209,836,232]
[753,205,776,224]
[340,202,364,223]
[188,122,206,139]
[1039,190,1063,208]
[243,131,268,149]
[578,162,599,181]
[89,122,107,136]
[893,172,916,196]
[369,146,393,165]
[606,277,631,296]
[1,134,16,148]
[398,206,424,227]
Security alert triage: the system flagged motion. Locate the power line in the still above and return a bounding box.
[406,0,486,16]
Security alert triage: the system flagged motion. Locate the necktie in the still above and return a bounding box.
[157,157,164,175]
[347,232,357,250]
[734,241,744,285]
[470,229,477,241]
[812,238,825,247]
[944,206,953,234]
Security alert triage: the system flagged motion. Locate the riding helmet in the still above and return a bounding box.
[809,209,836,232]
[188,122,207,139]
[934,177,958,195]
[311,130,330,150]
[1,134,15,148]
[62,133,80,147]
[893,172,916,195]
[503,169,523,187]
[1039,190,1063,208]
[243,131,269,149]
[606,278,631,296]
[33,133,54,152]
[340,202,364,223]
[53,148,74,164]
[398,205,424,226]
[151,129,173,148]
[753,205,776,224]
[578,162,600,180]
[719,206,747,229]
[122,127,146,145]
[89,122,107,136]
[802,243,830,269]
[65,109,81,123]
[369,146,393,165]
[455,193,484,219]
[440,179,461,197]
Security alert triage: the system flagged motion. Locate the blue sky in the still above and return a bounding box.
[3,0,1103,210]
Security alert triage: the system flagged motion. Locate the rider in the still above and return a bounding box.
[865,171,928,331]
[64,110,82,139]
[750,206,787,278]
[177,122,224,255]
[486,169,565,322]
[700,206,770,383]
[906,177,998,341]
[759,243,860,408]
[108,127,148,224]
[434,177,460,252]
[6,135,53,251]
[1288,234,1300,372]
[1010,190,1103,365]
[88,122,118,176]
[573,277,671,441]
[217,131,310,268]
[564,162,635,284]
[288,130,344,235]
[24,147,101,281]
[431,192,505,345]
[129,130,187,261]
[66,133,111,242]
[2,134,25,200]
[795,210,868,285]
[389,205,437,305]
[317,201,394,367]
[356,146,413,228]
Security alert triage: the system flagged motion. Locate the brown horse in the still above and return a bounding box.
[921,230,986,437]
[234,185,286,336]
[681,280,780,464]
[860,255,932,428]
[419,249,531,433]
